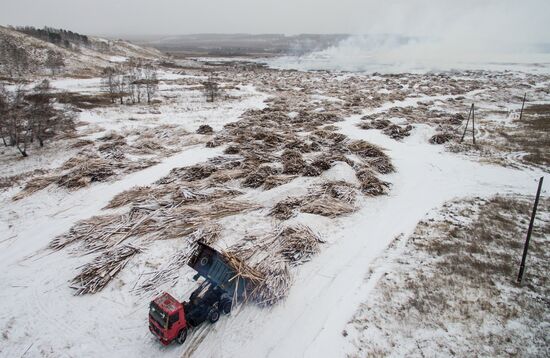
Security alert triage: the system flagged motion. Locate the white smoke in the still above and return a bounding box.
[268,0,550,73]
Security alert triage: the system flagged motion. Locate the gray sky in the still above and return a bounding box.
[1,0,549,40]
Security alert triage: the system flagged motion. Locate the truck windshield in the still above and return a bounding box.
[149,302,167,328]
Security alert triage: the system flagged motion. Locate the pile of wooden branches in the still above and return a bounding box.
[355,168,391,196]
[224,224,323,305]
[281,149,306,175]
[105,183,242,210]
[269,197,303,220]
[105,186,153,209]
[136,225,221,294]
[366,156,395,174]
[196,124,214,134]
[224,225,323,306]
[382,124,413,140]
[12,174,58,200]
[347,140,387,159]
[430,132,454,144]
[57,156,118,188]
[52,198,259,254]
[13,152,157,199]
[300,181,358,218]
[71,245,141,295]
[126,124,190,147]
[357,117,413,140]
[358,117,392,130]
[448,113,464,125]
[165,164,218,183]
[263,174,297,190]
[269,181,359,220]
[277,225,325,265]
[242,165,281,188]
[130,138,167,155]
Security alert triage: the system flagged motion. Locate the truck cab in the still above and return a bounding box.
[149,292,188,345]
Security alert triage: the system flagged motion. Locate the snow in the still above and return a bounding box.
[187,116,546,358]
[0,65,548,357]
[0,70,268,356]
[109,56,128,63]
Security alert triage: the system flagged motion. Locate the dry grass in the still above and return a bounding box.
[54,91,113,109]
[346,195,550,357]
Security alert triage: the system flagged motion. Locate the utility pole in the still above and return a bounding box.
[517,176,544,284]
[519,93,526,121]
[472,104,475,145]
[460,103,474,143]
[461,103,475,144]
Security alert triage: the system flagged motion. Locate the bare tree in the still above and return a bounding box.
[0,83,75,156]
[0,85,9,146]
[101,67,118,103]
[6,87,31,156]
[125,58,145,104]
[45,50,65,75]
[202,77,221,103]
[102,62,156,106]
[143,64,158,104]
[27,80,56,147]
[114,66,128,104]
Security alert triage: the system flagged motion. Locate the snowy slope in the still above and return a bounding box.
[0,26,165,76]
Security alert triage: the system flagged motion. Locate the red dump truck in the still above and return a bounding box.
[148,243,247,345]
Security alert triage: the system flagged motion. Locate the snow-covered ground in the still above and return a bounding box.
[0,64,548,358]
[186,116,546,358]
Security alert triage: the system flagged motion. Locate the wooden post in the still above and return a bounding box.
[472,104,475,145]
[517,176,544,284]
[519,93,526,121]
[461,103,474,143]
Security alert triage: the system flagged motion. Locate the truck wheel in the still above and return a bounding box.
[176,328,187,344]
[221,299,232,314]
[208,308,220,323]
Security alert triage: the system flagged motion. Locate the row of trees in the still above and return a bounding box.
[101,60,159,105]
[0,81,74,157]
[13,26,90,49]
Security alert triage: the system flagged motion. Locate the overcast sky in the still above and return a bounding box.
[1,0,549,40]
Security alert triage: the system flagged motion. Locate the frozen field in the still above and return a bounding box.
[0,60,549,357]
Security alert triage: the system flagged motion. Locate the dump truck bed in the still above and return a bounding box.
[188,242,247,298]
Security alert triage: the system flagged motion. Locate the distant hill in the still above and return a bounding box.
[124,33,349,57]
[0,25,165,78]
